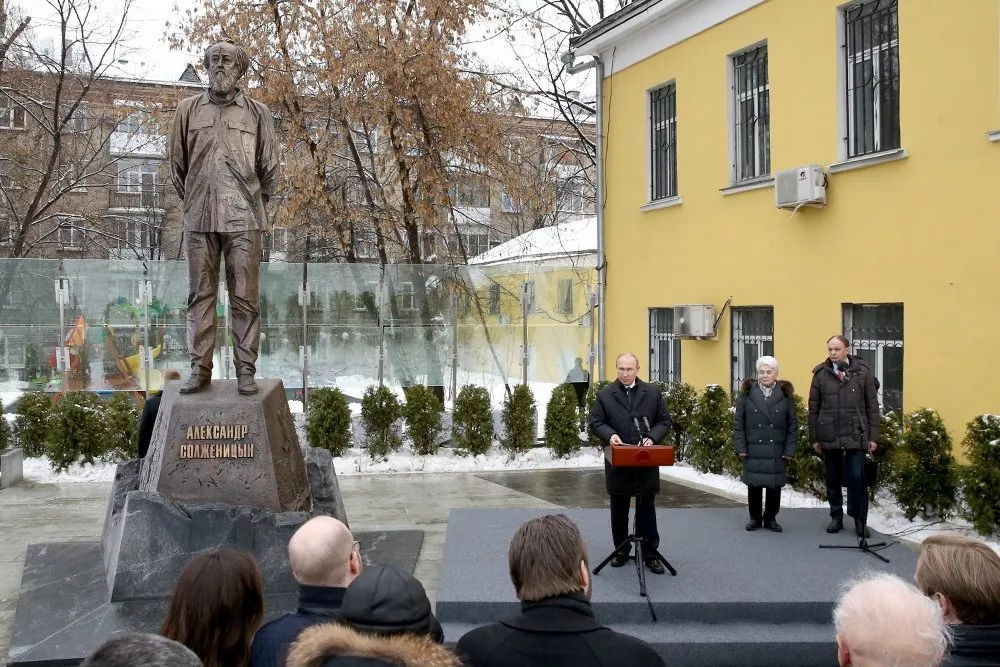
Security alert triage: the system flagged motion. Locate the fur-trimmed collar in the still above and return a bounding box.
[287,622,461,667]
[739,378,794,396]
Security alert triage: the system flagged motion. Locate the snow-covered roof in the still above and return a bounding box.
[468,217,597,267]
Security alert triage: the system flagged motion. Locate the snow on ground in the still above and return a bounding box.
[331,446,603,475]
[21,456,118,484]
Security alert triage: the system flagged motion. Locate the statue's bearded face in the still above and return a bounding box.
[207,43,242,96]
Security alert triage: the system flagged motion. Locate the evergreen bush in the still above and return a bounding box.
[360,385,403,459]
[959,414,1000,536]
[14,392,52,458]
[0,398,9,452]
[452,385,493,456]
[306,387,353,456]
[787,394,827,498]
[871,410,904,499]
[664,382,698,461]
[500,384,536,455]
[689,385,736,476]
[889,408,959,520]
[545,383,581,458]
[584,380,612,448]
[402,384,444,456]
[103,393,140,461]
[47,392,107,472]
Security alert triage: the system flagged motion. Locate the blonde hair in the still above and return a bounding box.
[916,534,1000,624]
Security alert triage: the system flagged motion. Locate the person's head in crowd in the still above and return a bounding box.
[509,513,591,603]
[833,572,950,667]
[289,516,362,588]
[336,564,444,643]
[81,632,202,667]
[756,355,779,388]
[827,335,851,366]
[915,534,1000,625]
[615,352,639,387]
[161,548,264,667]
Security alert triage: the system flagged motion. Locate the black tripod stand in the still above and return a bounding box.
[819,422,890,563]
[593,418,676,621]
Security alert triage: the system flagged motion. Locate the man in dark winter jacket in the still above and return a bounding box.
[250,516,362,667]
[454,514,666,667]
[590,352,671,573]
[808,335,880,537]
[286,565,460,667]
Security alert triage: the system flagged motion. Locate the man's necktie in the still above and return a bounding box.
[837,369,846,382]
[626,387,632,409]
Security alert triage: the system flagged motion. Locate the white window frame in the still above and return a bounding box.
[837,0,901,161]
[0,99,26,130]
[728,41,770,184]
[57,217,84,249]
[647,80,678,202]
[394,281,415,311]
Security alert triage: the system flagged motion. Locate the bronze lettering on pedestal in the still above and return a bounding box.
[180,424,253,459]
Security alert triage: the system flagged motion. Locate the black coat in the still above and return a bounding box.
[943,623,1000,666]
[808,355,880,450]
[250,585,346,667]
[454,593,665,667]
[734,380,798,489]
[590,379,671,496]
[286,623,460,667]
[136,391,162,458]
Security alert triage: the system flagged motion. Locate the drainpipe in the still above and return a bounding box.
[565,52,605,379]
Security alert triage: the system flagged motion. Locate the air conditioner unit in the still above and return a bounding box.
[673,305,716,338]
[775,165,826,210]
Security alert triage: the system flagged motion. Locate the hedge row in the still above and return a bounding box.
[9,392,140,471]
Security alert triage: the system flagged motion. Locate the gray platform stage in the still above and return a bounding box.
[437,508,917,667]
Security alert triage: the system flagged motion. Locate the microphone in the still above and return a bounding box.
[642,417,652,444]
[632,416,641,445]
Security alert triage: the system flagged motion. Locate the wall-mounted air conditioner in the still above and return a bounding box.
[775,165,826,210]
[673,305,716,338]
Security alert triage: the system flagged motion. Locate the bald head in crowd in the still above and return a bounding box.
[834,572,950,667]
[288,516,361,588]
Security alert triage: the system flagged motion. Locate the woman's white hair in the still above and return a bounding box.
[755,356,779,374]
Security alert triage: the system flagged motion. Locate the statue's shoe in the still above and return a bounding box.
[237,374,259,395]
[179,374,210,394]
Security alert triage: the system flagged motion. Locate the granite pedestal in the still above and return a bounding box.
[6,379,424,666]
[1,446,24,489]
[437,507,918,667]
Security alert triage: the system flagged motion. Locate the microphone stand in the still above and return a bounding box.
[818,371,890,563]
[593,415,676,622]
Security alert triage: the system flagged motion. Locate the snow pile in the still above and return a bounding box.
[21,457,118,484]
[332,446,603,475]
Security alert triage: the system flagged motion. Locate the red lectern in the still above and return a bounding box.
[604,444,675,467]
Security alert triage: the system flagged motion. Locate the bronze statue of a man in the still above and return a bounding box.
[169,39,280,396]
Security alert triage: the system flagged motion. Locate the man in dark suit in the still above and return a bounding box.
[590,352,671,574]
[454,514,666,667]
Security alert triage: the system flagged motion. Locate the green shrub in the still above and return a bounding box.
[307,387,353,456]
[584,380,612,448]
[889,408,959,520]
[452,384,493,456]
[871,411,904,500]
[501,384,536,455]
[0,398,9,452]
[664,382,698,461]
[959,414,1000,536]
[14,392,52,458]
[402,384,443,456]
[787,394,826,498]
[103,393,140,461]
[47,392,107,472]
[689,385,736,476]
[360,385,403,459]
[545,383,581,458]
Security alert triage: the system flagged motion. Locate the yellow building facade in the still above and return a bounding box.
[571,0,1000,436]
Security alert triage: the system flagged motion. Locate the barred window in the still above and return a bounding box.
[732,45,770,182]
[844,0,900,158]
[649,308,681,384]
[649,83,677,201]
[842,302,903,413]
[731,306,774,394]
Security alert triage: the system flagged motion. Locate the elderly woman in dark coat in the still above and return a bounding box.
[734,356,798,532]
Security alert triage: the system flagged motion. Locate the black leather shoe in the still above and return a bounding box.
[179,374,210,394]
[610,553,631,567]
[764,520,782,533]
[854,518,871,539]
[746,519,761,531]
[645,559,666,575]
[826,517,843,533]
[237,374,259,396]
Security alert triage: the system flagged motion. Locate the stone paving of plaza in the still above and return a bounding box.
[0,468,740,662]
